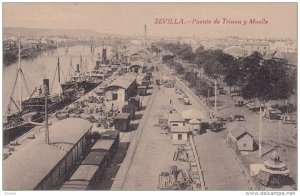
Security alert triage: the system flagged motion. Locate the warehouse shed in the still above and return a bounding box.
[3,118,93,190]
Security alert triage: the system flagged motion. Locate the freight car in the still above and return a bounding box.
[61,131,120,190]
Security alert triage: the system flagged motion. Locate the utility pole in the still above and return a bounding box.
[214,79,217,111]
[44,79,49,144]
[194,69,196,92]
[207,89,210,106]
[259,102,262,157]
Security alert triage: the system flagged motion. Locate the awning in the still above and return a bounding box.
[181,109,206,120]
[189,119,201,124]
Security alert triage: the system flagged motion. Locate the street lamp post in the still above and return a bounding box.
[258,99,265,158]
[214,79,217,111]
[259,103,262,157]
[207,89,210,106]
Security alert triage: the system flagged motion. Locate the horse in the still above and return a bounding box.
[234,114,245,121]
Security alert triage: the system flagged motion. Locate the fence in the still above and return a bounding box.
[226,135,263,190]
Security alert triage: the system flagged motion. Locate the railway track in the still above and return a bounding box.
[111,86,158,190]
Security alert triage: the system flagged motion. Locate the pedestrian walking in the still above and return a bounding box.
[230,114,234,122]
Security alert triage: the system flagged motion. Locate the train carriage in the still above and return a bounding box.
[100,130,120,142]
[82,150,108,168]
[91,139,118,162]
[60,165,98,190]
[61,151,108,190]
[60,131,120,190]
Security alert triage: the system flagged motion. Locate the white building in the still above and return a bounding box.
[171,126,191,145]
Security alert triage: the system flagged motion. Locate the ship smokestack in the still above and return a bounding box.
[95,60,100,70]
[76,64,80,73]
[102,49,107,63]
[43,79,49,95]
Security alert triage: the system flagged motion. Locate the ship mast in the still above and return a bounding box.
[6,36,32,115]
[69,57,73,78]
[57,40,61,96]
[57,57,62,96]
[89,43,93,78]
[18,37,22,111]
[50,49,65,97]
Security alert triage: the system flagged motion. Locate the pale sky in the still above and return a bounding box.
[3,3,297,39]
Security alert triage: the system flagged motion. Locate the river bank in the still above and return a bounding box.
[3,44,57,66]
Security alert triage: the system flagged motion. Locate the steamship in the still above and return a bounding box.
[3,46,111,146]
[61,48,110,95]
[61,63,99,97]
[3,57,77,146]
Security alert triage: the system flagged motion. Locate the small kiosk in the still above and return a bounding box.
[171,126,191,145]
[258,151,290,187]
[113,113,131,132]
[189,119,201,132]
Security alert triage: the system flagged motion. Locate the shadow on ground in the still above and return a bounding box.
[98,142,131,190]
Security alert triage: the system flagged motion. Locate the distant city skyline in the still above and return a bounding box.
[3,3,297,39]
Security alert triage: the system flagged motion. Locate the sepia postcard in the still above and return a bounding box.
[2,2,298,193]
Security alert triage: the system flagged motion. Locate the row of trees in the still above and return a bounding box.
[160,42,296,103]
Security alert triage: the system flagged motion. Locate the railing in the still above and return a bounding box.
[189,135,206,190]
[226,137,262,190]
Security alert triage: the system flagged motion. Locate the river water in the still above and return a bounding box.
[3,45,112,114]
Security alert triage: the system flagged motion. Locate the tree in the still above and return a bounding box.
[223,65,240,93]
[195,45,205,55]
[239,53,295,157]
[240,57,294,101]
[174,62,185,75]
[239,51,262,83]
[162,55,174,64]
[184,71,196,86]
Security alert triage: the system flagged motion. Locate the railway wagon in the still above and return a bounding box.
[61,150,108,190]
[100,130,120,142]
[91,139,118,163]
[61,131,119,190]
[90,131,120,164]
[60,165,99,190]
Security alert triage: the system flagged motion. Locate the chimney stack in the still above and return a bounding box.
[102,49,107,63]
[43,79,49,95]
[76,64,80,73]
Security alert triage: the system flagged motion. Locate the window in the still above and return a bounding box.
[112,92,118,100]
[172,123,178,126]
[178,134,182,140]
